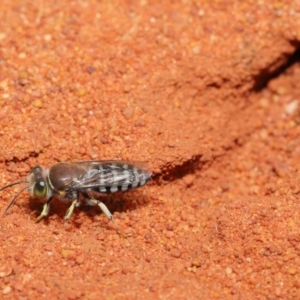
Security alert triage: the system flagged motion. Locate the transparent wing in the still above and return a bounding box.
[71,160,152,190]
[74,160,149,170]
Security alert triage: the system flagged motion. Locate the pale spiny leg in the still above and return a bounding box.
[64,199,78,226]
[35,198,53,223]
[89,198,132,237]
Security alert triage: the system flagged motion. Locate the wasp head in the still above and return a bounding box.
[28,166,53,200]
[1,166,52,216]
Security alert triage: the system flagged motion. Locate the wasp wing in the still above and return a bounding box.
[71,161,152,193]
[74,160,150,170]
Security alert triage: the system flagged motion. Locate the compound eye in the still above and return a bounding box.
[34,180,47,198]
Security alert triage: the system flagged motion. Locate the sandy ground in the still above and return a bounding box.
[1,1,300,299]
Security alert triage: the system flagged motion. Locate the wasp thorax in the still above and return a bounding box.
[48,163,86,192]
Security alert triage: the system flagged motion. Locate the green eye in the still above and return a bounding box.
[34,180,47,198]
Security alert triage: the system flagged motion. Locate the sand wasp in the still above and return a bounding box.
[0,161,152,233]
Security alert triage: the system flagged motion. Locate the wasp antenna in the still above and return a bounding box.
[3,186,29,216]
[0,181,29,192]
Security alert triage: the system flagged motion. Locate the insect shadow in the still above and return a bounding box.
[27,189,150,228]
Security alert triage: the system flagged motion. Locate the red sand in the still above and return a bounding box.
[1,1,300,299]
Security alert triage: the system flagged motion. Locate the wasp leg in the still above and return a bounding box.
[36,197,53,223]
[64,199,78,226]
[88,198,132,237]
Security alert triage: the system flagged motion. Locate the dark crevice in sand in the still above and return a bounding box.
[0,151,40,165]
[253,42,300,92]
